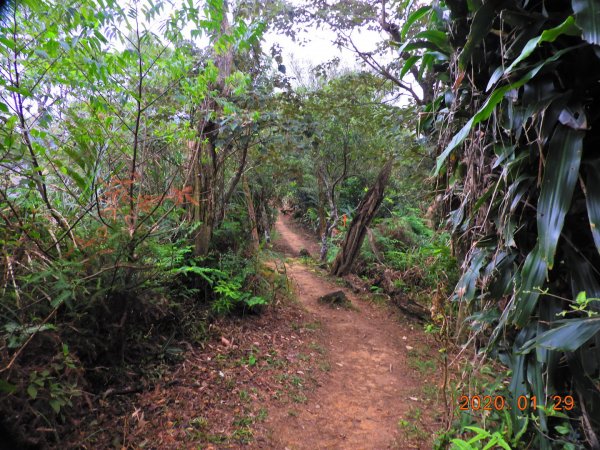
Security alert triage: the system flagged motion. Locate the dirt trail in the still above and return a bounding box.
[266,213,439,449]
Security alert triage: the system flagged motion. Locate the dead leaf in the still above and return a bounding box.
[453,70,465,92]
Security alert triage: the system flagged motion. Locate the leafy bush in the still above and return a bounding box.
[356,212,458,303]
[210,252,269,315]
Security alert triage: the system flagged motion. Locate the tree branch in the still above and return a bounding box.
[344,35,423,104]
[379,0,402,43]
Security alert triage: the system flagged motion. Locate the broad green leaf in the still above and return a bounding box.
[450,440,474,450]
[521,318,600,352]
[464,425,491,440]
[27,385,38,399]
[397,40,441,53]
[472,177,503,216]
[399,55,420,79]
[173,266,224,284]
[413,30,451,54]
[0,379,17,394]
[513,245,547,326]
[459,0,505,69]
[455,249,487,302]
[572,0,600,45]
[435,48,574,175]
[508,326,535,428]
[492,144,516,169]
[418,52,436,79]
[513,416,529,445]
[0,36,17,51]
[583,158,600,255]
[506,16,578,71]
[49,399,62,413]
[484,435,500,448]
[400,6,431,40]
[488,251,517,298]
[486,17,579,91]
[6,85,32,97]
[498,436,512,450]
[66,168,88,192]
[246,296,267,307]
[537,125,584,269]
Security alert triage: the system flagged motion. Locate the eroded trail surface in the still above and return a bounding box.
[266,214,440,449]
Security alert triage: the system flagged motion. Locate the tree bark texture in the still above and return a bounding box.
[187,1,234,256]
[318,145,348,261]
[330,160,393,276]
[242,175,259,253]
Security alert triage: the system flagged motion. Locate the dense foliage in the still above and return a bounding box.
[0,0,278,445]
[399,1,600,448]
[4,0,598,448]
[0,0,433,446]
[293,0,600,447]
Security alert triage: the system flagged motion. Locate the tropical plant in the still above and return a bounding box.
[397,0,600,447]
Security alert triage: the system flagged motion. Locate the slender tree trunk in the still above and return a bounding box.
[318,158,345,262]
[320,192,339,262]
[318,175,326,240]
[190,120,218,256]
[217,138,250,225]
[242,175,259,253]
[187,1,233,256]
[260,202,271,243]
[330,160,393,276]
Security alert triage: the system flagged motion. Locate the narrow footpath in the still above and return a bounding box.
[265,213,442,449]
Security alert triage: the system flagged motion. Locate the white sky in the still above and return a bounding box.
[261,20,419,104]
[263,25,387,68]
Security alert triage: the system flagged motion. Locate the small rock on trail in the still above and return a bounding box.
[318,290,351,308]
[299,248,311,258]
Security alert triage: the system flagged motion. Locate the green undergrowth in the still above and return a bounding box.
[0,234,288,447]
[434,359,585,450]
[352,209,459,312]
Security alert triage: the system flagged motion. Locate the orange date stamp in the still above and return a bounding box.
[458,395,575,412]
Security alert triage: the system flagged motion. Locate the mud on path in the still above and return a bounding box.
[265,213,443,449]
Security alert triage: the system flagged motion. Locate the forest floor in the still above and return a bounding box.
[66,214,444,449]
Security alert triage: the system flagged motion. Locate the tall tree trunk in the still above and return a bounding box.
[318,147,347,261]
[190,120,218,256]
[330,160,393,276]
[187,1,233,256]
[318,174,326,241]
[242,175,259,253]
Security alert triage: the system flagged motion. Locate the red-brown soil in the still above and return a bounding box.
[264,213,443,449]
[64,213,443,449]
